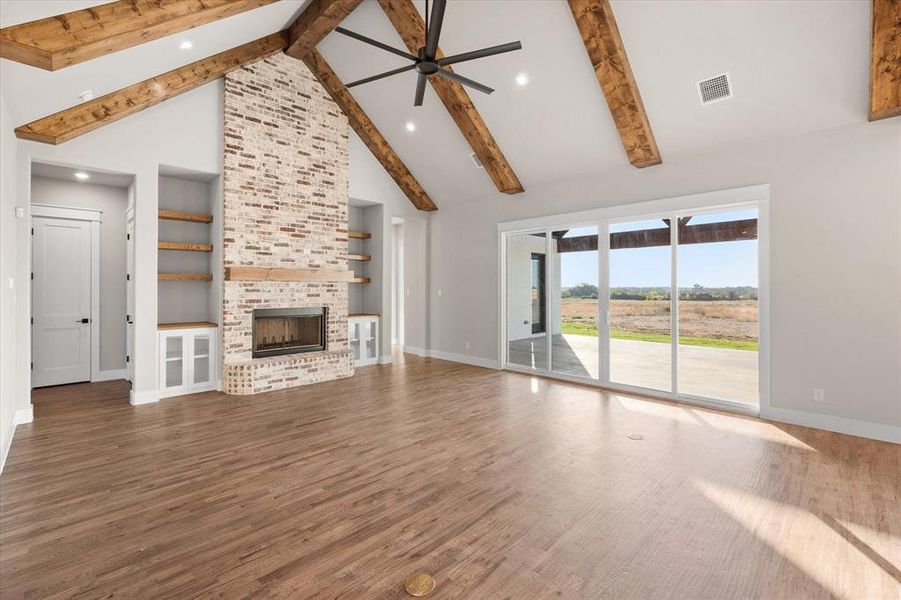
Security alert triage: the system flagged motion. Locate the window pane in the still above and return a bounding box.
[507,232,548,370]
[551,227,598,379]
[677,209,758,405]
[609,219,672,392]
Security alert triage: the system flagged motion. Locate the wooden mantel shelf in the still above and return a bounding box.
[348,230,370,239]
[225,266,357,282]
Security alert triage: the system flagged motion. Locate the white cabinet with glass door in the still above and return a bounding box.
[158,326,218,398]
[348,314,379,367]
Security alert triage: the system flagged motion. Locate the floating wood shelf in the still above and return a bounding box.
[349,312,380,317]
[348,230,371,240]
[158,209,213,224]
[159,273,213,281]
[347,254,371,261]
[158,321,218,330]
[350,277,371,284]
[225,266,357,282]
[159,241,213,252]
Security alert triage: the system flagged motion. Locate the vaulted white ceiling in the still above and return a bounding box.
[0,1,872,203]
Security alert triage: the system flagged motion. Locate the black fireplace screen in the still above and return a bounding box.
[252,307,326,358]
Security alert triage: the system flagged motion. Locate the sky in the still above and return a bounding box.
[557,209,758,288]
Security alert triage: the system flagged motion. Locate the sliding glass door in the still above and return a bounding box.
[501,199,761,411]
[550,227,599,379]
[506,232,548,371]
[608,219,673,392]
[677,209,759,405]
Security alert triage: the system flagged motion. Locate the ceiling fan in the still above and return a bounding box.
[335,0,522,107]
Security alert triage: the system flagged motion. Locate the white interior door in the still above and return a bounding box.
[32,216,92,387]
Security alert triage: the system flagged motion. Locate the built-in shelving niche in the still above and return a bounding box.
[348,203,383,316]
[157,168,221,329]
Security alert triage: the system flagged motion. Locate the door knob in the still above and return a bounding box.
[78,318,89,323]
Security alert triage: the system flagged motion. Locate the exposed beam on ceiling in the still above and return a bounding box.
[377,0,525,195]
[555,219,758,253]
[301,49,437,211]
[284,0,364,60]
[870,0,901,121]
[0,0,275,71]
[15,31,289,145]
[567,0,662,168]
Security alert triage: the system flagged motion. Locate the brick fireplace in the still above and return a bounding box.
[220,53,354,395]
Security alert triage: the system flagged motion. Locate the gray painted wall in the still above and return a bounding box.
[31,176,128,372]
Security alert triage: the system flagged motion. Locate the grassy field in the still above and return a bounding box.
[561,298,759,351]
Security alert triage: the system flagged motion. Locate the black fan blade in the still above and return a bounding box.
[425,0,446,59]
[414,73,427,106]
[437,41,522,67]
[335,27,419,61]
[346,64,417,88]
[434,67,494,95]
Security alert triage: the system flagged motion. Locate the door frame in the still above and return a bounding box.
[497,184,770,418]
[31,203,102,384]
[530,252,547,334]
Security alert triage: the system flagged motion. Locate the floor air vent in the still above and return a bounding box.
[698,73,732,104]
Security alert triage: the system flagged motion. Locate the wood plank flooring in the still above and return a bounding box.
[1,354,899,599]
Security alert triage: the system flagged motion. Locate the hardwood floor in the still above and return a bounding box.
[1,354,899,599]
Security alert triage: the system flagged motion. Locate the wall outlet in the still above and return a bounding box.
[813,388,826,403]
[437,288,442,297]
[465,341,470,350]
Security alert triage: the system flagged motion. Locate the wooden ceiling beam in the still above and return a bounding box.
[284,0,363,60]
[567,0,662,168]
[0,0,275,71]
[870,0,901,121]
[15,31,289,145]
[377,0,524,195]
[301,49,437,211]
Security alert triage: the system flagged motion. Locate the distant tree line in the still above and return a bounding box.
[561,284,758,301]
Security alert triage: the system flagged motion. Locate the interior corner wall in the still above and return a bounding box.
[0,91,19,472]
[30,176,129,372]
[429,120,901,434]
[348,132,432,360]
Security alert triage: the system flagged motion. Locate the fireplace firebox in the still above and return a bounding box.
[252,307,327,358]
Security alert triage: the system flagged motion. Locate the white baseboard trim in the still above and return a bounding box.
[428,350,501,370]
[402,345,429,357]
[762,405,901,444]
[94,369,127,382]
[15,407,34,425]
[129,389,159,406]
[378,355,393,365]
[1,407,34,475]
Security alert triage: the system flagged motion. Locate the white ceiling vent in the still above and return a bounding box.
[697,73,732,105]
[470,152,484,169]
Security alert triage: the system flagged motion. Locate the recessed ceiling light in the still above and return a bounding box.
[78,90,94,102]
[515,72,529,87]
[74,171,90,181]
[404,121,416,132]
[179,40,194,50]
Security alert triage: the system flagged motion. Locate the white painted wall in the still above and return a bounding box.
[430,121,901,434]
[31,176,129,373]
[0,91,22,473]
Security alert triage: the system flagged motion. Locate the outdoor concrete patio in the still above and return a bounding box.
[508,334,758,406]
